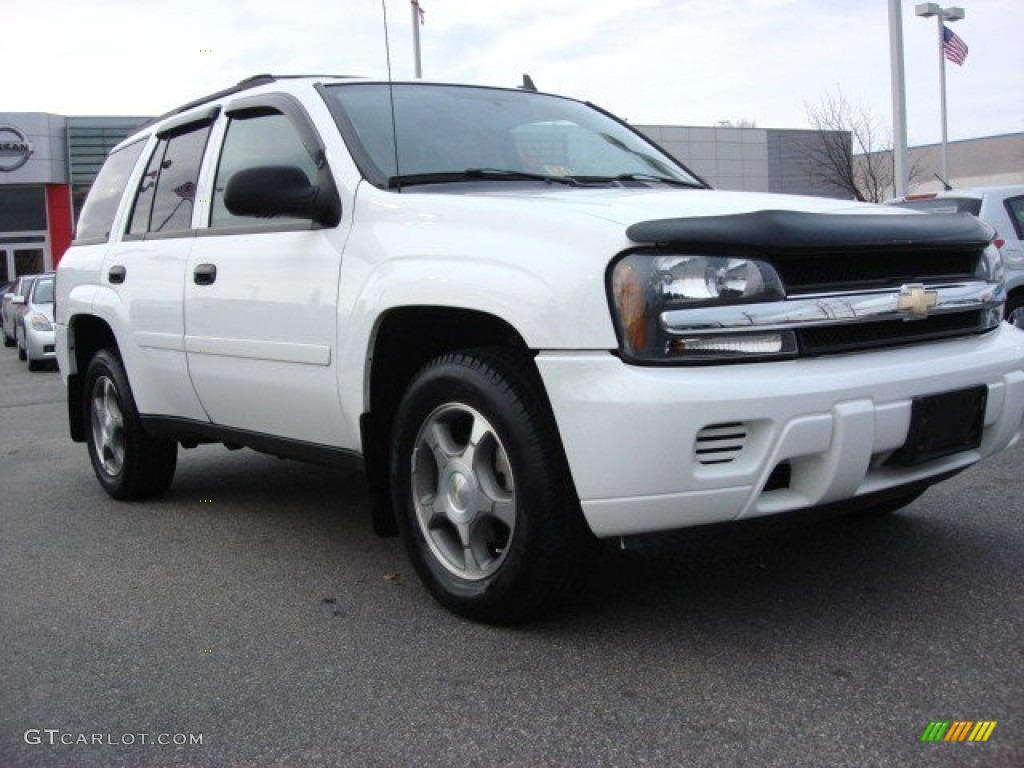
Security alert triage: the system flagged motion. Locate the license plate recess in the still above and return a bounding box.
[890,385,987,466]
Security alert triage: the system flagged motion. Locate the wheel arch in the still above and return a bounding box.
[361,306,538,537]
[1005,284,1024,327]
[65,314,119,442]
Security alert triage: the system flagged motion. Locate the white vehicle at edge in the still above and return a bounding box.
[55,76,1024,623]
[887,185,1024,327]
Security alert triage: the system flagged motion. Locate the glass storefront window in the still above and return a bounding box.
[14,248,44,276]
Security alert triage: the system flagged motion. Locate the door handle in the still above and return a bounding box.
[193,264,217,286]
[108,265,126,284]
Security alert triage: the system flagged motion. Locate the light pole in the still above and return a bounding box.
[411,0,424,78]
[915,3,965,184]
[889,0,909,198]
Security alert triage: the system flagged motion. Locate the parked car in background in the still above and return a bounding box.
[15,272,56,371]
[2,275,38,347]
[887,185,1024,327]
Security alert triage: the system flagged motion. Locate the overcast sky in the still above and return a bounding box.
[3,0,1021,146]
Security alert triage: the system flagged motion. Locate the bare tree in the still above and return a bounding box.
[803,88,921,203]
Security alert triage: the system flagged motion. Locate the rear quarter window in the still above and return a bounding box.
[75,138,148,243]
[1003,196,1024,240]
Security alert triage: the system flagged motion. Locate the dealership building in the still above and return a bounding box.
[0,113,148,281]
[2,108,1020,284]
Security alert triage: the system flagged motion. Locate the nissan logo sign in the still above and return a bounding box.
[0,125,34,172]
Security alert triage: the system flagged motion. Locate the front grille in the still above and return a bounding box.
[773,248,980,295]
[799,311,986,356]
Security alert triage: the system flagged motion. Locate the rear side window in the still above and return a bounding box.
[75,139,147,243]
[128,124,212,235]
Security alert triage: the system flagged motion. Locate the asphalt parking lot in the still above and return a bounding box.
[1,345,1022,768]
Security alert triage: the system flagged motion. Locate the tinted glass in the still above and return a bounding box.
[128,125,211,235]
[325,84,699,187]
[75,139,147,241]
[0,187,46,231]
[128,139,166,235]
[210,112,318,228]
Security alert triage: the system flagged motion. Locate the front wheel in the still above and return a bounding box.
[1005,294,1024,329]
[83,349,177,500]
[390,349,597,624]
[26,337,41,371]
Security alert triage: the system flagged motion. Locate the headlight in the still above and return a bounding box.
[29,312,53,332]
[610,253,792,362]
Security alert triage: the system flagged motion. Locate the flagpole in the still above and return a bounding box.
[936,15,949,181]
[888,0,909,197]
[916,4,966,186]
[411,1,422,78]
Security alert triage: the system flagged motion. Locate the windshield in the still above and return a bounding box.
[324,83,702,188]
[32,277,54,304]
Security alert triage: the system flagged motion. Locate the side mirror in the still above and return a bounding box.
[2,293,13,301]
[223,165,341,228]
[11,295,25,305]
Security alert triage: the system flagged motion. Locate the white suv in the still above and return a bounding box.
[56,76,1024,623]
[888,185,1024,327]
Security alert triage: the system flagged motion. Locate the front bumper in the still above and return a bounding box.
[26,326,56,362]
[537,325,1024,537]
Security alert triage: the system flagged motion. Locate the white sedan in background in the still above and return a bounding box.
[15,272,56,371]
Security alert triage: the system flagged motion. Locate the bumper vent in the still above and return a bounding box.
[695,422,748,465]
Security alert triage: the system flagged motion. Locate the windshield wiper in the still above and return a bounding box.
[387,168,579,188]
[573,173,704,188]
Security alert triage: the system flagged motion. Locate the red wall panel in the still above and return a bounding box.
[46,184,73,267]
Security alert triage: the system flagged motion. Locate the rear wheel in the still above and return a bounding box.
[391,349,597,624]
[84,349,177,500]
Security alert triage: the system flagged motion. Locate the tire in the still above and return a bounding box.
[83,348,177,500]
[390,348,597,624]
[16,328,26,361]
[2,327,13,347]
[1005,294,1024,329]
[26,340,41,371]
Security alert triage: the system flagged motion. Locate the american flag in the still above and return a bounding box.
[412,0,425,25]
[942,25,968,66]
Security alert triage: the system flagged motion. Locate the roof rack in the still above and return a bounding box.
[136,74,362,131]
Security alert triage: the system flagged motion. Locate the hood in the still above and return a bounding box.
[408,184,899,228]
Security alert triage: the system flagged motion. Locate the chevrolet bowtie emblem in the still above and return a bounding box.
[897,284,939,318]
